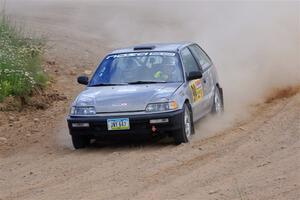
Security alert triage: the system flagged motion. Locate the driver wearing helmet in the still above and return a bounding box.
[153,57,176,81]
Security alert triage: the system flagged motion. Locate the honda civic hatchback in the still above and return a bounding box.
[67,42,224,149]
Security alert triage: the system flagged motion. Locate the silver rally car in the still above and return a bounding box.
[67,42,224,149]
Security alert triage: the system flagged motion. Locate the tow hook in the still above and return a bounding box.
[151,125,157,135]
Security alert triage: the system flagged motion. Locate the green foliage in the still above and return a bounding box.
[0,15,48,102]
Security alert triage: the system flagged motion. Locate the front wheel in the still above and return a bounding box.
[173,104,193,144]
[71,135,90,149]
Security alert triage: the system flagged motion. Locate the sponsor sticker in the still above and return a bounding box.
[190,79,204,102]
[106,52,176,59]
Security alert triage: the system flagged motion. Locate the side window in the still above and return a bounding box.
[189,45,211,71]
[181,48,200,75]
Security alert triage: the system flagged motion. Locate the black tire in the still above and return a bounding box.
[71,135,90,149]
[173,104,193,144]
[211,86,224,114]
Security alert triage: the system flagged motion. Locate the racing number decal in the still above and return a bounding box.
[189,79,204,102]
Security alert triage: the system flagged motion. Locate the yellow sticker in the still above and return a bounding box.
[190,79,204,102]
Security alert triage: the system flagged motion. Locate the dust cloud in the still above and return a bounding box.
[4,0,300,136]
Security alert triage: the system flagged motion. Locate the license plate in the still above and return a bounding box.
[107,118,130,131]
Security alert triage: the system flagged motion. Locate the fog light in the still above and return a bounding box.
[72,123,89,127]
[150,118,169,124]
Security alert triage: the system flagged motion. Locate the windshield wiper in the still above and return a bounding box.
[127,80,166,84]
[90,83,127,87]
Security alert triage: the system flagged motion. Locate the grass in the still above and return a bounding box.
[0,15,48,102]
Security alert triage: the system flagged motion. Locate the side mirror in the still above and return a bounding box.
[77,76,89,85]
[187,71,203,81]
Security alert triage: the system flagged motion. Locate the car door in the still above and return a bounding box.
[180,47,206,121]
[188,44,215,114]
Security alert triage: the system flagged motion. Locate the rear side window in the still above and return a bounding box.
[189,45,211,71]
[181,48,200,75]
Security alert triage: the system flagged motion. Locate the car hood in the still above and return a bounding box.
[75,83,182,113]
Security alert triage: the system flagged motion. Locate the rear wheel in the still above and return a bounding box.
[212,86,224,114]
[174,104,193,144]
[71,135,90,149]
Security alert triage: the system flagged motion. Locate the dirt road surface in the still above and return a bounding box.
[1,1,299,200]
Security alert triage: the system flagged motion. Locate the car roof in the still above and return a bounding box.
[111,42,194,54]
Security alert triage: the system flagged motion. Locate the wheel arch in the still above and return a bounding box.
[183,99,195,133]
[184,99,192,111]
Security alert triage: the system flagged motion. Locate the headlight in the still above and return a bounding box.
[70,106,96,115]
[76,96,95,106]
[146,101,178,112]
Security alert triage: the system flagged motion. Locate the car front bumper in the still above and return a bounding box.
[67,109,183,139]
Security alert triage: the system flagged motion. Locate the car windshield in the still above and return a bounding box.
[89,52,183,86]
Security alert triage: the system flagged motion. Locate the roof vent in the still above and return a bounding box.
[133,45,155,51]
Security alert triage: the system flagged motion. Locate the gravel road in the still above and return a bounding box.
[1,1,299,199]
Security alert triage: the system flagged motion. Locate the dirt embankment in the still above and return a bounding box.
[0,1,299,200]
